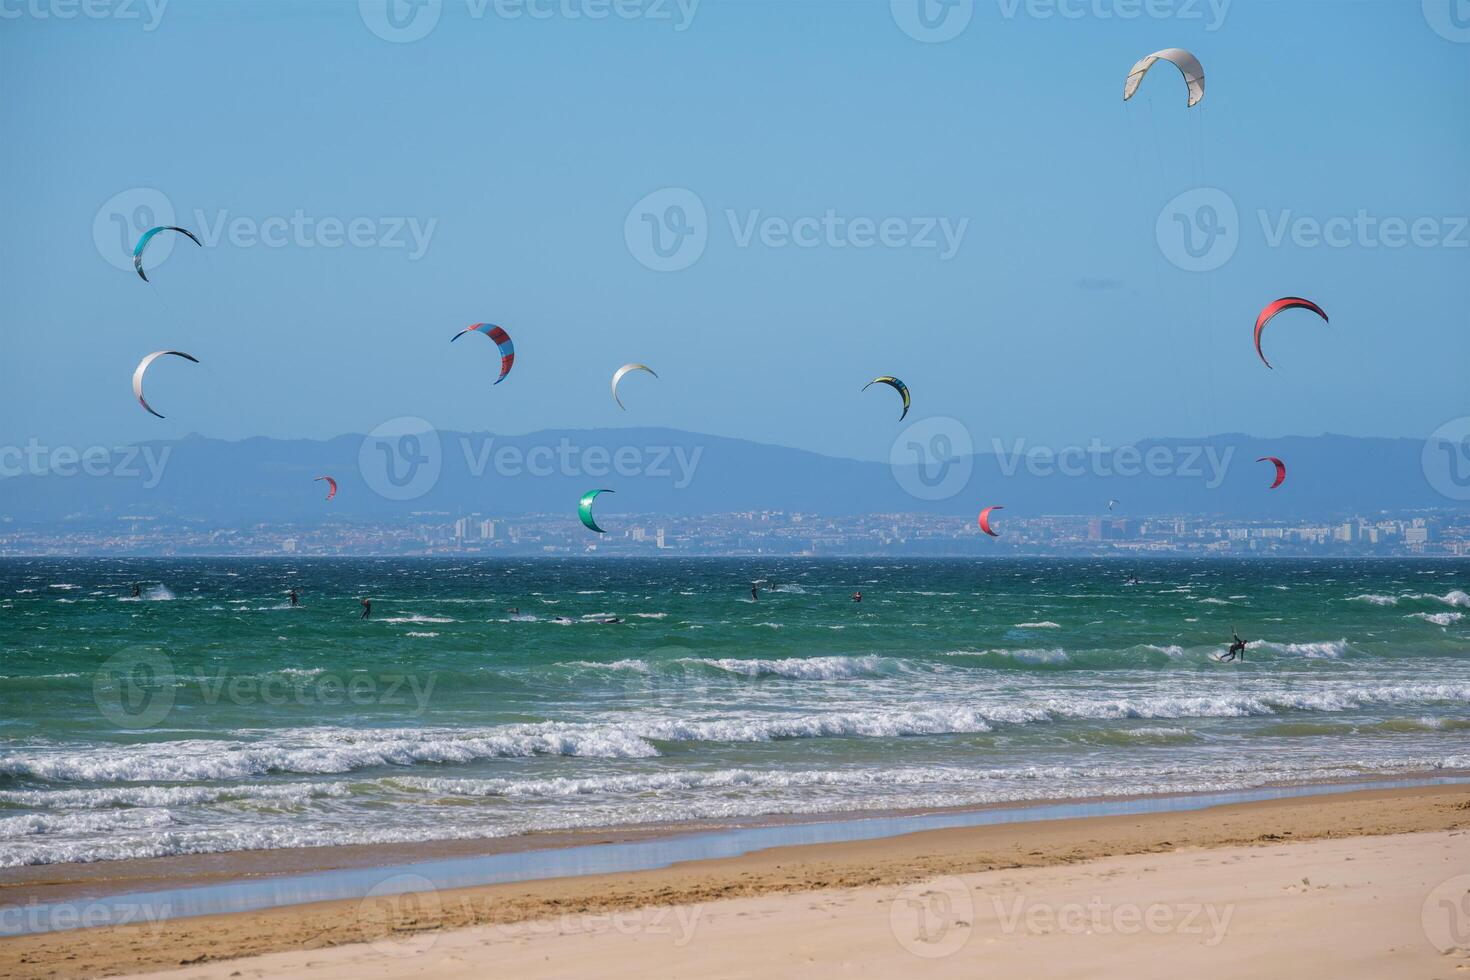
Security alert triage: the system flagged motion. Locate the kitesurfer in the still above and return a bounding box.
[130,582,141,598]
[360,598,372,620]
[751,584,759,601]
[851,591,862,603]
[288,589,299,607]
[1218,629,1247,663]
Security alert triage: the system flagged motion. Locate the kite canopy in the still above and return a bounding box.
[132,350,199,419]
[315,475,338,501]
[611,363,658,411]
[863,376,911,421]
[133,226,202,282]
[578,489,614,534]
[450,323,515,384]
[1123,48,1205,108]
[1254,298,1328,369]
[1107,499,1118,512]
[978,505,1005,537]
[1257,456,1287,490]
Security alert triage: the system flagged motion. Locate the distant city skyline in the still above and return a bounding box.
[4,507,1463,558]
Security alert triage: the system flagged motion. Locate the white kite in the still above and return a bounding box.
[132,350,199,419]
[1123,48,1205,108]
[611,363,658,411]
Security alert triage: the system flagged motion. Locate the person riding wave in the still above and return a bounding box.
[1218,628,1247,662]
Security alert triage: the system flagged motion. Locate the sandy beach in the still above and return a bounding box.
[3,782,1468,979]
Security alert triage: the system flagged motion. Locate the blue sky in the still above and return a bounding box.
[1,0,1466,462]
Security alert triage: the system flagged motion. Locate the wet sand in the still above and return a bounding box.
[1,782,1467,978]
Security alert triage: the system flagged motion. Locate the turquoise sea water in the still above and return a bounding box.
[1,558,1467,867]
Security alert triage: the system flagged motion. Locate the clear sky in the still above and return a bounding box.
[2,0,1466,462]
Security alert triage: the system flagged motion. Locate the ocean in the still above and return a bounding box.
[1,557,1467,868]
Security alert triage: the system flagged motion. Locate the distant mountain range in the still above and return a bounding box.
[1,428,1462,525]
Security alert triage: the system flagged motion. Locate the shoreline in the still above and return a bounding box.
[2,780,1467,978]
[4,771,1465,916]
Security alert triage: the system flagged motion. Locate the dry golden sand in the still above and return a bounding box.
[2,783,1468,979]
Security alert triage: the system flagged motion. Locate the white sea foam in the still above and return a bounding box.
[686,656,888,680]
[1251,639,1350,659]
[1410,612,1464,627]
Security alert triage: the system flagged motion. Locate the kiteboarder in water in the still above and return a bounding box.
[851,591,862,603]
[1218,628,1247,662]
[130,582,141,599]
[751,584,759,601]
[360,598,372,620]
[288,589,299,607]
